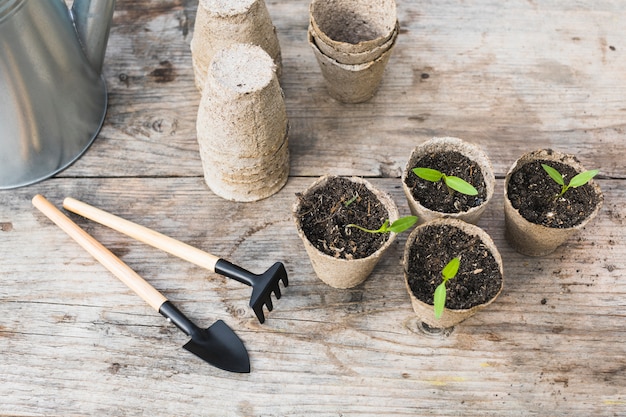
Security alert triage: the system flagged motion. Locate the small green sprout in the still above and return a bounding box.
[412,167,478,196]
[344,193,359,207]
[433,257,460,319]
[346,215,418,234]
[541,164,599,198]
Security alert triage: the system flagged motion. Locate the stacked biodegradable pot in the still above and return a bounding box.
[196,44,289,202]
[191,0,282,92]
[308,0,399,103]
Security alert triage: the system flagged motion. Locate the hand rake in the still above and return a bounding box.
[63,197,288,324]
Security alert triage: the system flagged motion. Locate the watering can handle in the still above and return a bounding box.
[32,195,167,311]
[71,0,116,75]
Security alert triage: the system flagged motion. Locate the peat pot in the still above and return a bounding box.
[504,149,603,256]
[403,218,504,329]
[293,175,400,289]
[402,137,495,225]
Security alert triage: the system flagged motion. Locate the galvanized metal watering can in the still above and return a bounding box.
[0,0,115,189]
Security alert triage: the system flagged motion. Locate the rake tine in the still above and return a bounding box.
[253,306,266,325]
[215,260,287,324]
[273,284,282,299]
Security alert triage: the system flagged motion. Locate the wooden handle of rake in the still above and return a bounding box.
[62,197,220,272]
[32,195,167,311]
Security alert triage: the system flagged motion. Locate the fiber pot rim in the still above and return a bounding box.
[308,21,399,65]
[307,29,396,70]
[293,175,400,263]
[309,0,397,54]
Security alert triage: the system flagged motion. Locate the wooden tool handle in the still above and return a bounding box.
[63,197,220,272]
[32,195,167,311]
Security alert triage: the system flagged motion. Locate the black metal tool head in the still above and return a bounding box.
[184,320,250,373]
[160,301,250,373]
[249,262,288,324]
[215,260,289,324]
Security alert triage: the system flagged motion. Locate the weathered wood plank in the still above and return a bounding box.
[2,0,625,415]
[1,177,624,416]
[57,0,625,179]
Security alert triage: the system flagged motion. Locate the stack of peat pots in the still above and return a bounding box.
[308,0,399,103]
[192,0,288,202]
[196,43,289,202]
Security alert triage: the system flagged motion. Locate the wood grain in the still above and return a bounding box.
[1,0,625,415]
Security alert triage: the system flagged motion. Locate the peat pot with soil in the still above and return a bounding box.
[402,137,495,225]
[293,175,402,289]
[504,149,603,257]
[403,217,504,329]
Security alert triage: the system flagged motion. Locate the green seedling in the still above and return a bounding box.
[344,193,359,207]
[433,257,460,319]
[412,167,478,196]
[541,164,599,198]
[346,215,418,234]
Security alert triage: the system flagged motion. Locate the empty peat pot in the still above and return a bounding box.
[402,137,495,225]
[403,218,504,329]
[504,149,603,257]
[307,0,398,103]
[309,0,397,54]
[293,175,400,289]
[309,21,398,66]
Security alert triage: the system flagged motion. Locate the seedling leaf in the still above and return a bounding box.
[387,216,418,233]
[444,176,478,196]
[433,283,447,319]
[569,169,599,188]
[542,164,599,198]
[433,257,460,320]
[413,167,478,196]
[378,219,390,233]
[441,257,460,279]
[541,164,565,185]
[344,193,359,207]
[346,216,417,234]
[412,167,443,182]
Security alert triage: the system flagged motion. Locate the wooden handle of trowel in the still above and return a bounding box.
[32,195,168,311]
[63,197,220,271]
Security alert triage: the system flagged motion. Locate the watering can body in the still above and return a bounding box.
[0,0,115,189]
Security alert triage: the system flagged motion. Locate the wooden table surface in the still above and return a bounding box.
[1,0,625,415]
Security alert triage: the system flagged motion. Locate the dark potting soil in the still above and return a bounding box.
[295,177,390,260]
[405,224,502,310]
[507,159,600,228]
[404,151,487,213]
